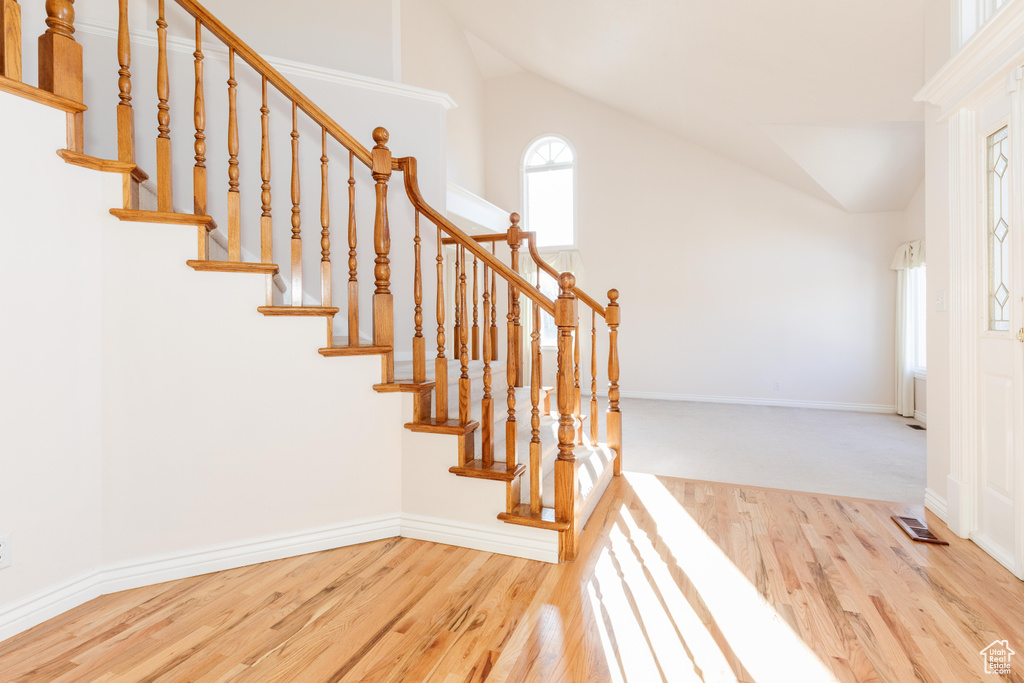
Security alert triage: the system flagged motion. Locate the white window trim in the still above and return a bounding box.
[521,134,579,250]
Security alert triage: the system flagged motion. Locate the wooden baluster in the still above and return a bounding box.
[260,77,272,305]
[347,151,359,346]
[155,0,172,211]
[453,247,461,355]
[490,242,498,361]
[413,212,425,383]
[505,215,522,467]
[472,257,480,361]
[509,215,523,387]
[574,321,582,444]
[290,103,302,305]
[607,289,621,475]
[226,47,240,261]
[371,127,394,382]
[193,20,207,257]
[39,0,83,151]
[481,261,493,465]
[0,0,21,82]
[320,128,331,343]
[459,245,470,425]
[530,267,542,513]
[555,273,579,561]
[116,0,135,208]
[590,308,599,444]
[435,225,448,422]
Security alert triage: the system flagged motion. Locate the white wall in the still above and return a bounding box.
[485,71,913,410]
[401,0,487,195]
[0,96,104,632]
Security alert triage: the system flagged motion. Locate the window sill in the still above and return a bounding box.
[913,369,928,381]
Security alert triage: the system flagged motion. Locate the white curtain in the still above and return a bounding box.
[520,249,587,289]
[891,240,925,417]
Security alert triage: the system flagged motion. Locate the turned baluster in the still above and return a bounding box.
[453,247,462,356]
[347,151,359,345]
[320,128,332,340]
[0,0,21,81]
[490,242,499,361]
[607,289,621,475]
[472,257,480,361]
[371,127,394,382]
[574,321,582,444]
[226,48,241,260]
[290,103,302,305]
[555,273,580,562]
[260,77,273,305]
[509,215,524,387]
[193,20,207,257]
[116,0,135,208]
[530,267,543,513]
[413,212,425,383]
[459,245,470,425]
[155,0,172,211]
[505,215,523,467]
[481,263,493,465]
[435,224,448,421]
[590,308,599,444]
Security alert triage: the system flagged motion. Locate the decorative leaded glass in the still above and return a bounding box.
[988,126,1011,331]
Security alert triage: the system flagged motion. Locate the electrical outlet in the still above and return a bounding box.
[773,381,781,391]
[0,533,11,570]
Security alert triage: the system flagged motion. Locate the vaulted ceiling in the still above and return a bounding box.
[443,0,929,213]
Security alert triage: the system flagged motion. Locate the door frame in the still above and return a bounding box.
[946,68,1024,579]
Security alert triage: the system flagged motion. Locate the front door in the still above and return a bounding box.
[974,94,1023,578]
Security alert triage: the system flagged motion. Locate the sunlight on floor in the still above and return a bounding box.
[584,472,838,682]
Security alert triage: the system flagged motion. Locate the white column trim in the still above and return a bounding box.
[947,108,980,538]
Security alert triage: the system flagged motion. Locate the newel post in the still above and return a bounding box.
[0,0,21,81]
[372,127,394,382]
[39,0,83,150]
[555,272,579,562]
[606,289,622,475]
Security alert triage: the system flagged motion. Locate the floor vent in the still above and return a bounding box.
[907,424,926,431]
[892,516,949,545]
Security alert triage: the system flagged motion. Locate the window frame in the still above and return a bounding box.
[521,134,579,251]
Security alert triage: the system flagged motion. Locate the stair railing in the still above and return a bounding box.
[3,0,615,562]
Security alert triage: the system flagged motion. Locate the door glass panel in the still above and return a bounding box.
[988,126,1011,331]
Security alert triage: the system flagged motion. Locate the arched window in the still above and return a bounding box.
[523,136,576,249]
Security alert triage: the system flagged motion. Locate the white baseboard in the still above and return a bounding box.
[924,488,948,523]
[970,532,1020,577]
[401,514,558,564]
[0,514,401,644]
[915,410,928,424]
[617,390,895,414]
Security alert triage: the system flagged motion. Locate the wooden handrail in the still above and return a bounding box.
[172,0,372,168]
[523,232,606,319]
[394,157,555,317]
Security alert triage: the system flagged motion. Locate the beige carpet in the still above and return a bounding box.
[616,398,926,504]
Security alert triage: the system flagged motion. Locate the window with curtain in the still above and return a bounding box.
[892,241,926,417]
[523,136,576,249]
[910,265,927,373]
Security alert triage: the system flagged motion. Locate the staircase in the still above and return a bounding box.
[0,0,622,564]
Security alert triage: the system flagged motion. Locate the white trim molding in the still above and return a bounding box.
[617,391,895,414]
[76,21,457,110]
[915,410,929,424]
[0,514,402,643]
[400,515,557,564]
[925,488,949,522]
[446,182,511,234]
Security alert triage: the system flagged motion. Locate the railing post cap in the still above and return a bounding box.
[559,272,576,292]
[608,289,619,303]
[372,126,390,147]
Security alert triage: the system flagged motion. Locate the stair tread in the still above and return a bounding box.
[405,419,479,435]
[112,209,213,227]
[187,260,279,274]
[319,343,391,357]
[449,460,526,482]
[498,505,569,531]
[258,306,338,317]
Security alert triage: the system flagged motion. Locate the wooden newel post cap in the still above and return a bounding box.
[555,273,577,327]
[371,127,392,177]
[372,126,390,148]
[508,213,521,246]
[606,289,620,325]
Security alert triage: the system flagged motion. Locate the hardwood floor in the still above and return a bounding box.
[1,474,1022,682]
